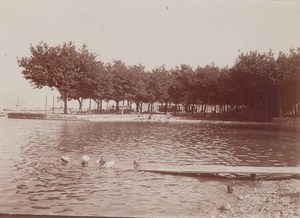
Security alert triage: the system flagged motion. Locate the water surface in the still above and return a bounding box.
[0,118,299,217]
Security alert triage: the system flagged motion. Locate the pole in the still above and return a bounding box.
[16,96,20,110]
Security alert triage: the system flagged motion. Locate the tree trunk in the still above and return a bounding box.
[63,92,68,114]
[181,103,186,113]
[185,105,188,113]
[96,100,100,112]
[164,102,168,114]
[116,101,119,111]
[136,102,140,112]
[277,88,282,117]
[78,99,83,111]
[100,100,102,113]
[95,99,102,113]
[89,99,92,112]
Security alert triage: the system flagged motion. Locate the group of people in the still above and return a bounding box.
[61,155,140,168]
[136,113,152,120]
[136,113,172,122]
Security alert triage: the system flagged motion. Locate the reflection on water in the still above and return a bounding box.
[0,118,299,217]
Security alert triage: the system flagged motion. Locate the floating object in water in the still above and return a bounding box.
[134,157,140,166]
[81,155,90,166]
[104,160,115,168]
[96,157,106,166]
[227,184,234,193]
[61,155,70,163]
[96,158,115,168]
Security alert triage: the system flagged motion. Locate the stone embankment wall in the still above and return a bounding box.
[7,112,46,119]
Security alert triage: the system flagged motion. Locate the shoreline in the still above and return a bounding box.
[3,112,300,130]
[0,178,299,218]
[217,179,300,218]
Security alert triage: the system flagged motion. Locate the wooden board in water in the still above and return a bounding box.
[138,165,300,175]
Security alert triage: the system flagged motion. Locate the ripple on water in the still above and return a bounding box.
[0,119,299,216]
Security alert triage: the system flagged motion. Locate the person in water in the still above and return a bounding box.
[134,157,140,166]
[81,155,90,166]
[97,157,106,166]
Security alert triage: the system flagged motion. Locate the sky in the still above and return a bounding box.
[0,0,299,110]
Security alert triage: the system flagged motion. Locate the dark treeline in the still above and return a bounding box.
[18,42,300,118]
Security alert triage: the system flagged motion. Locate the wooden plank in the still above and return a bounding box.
[0,213,134,218]
[138,165,300,175]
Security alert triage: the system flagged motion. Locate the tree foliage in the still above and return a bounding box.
[18,42,300,118]
[18,42,97,113]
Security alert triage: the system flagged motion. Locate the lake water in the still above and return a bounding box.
[0,118,299,217]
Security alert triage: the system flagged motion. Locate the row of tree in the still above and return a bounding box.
[18,42,300,117]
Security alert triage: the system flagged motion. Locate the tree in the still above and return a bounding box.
[150,66,172,113]
[127,64,147,112]
[107,60,130,111]
[169,65,198,113]
[90,61,111,113]
[275,48,300,116]
[194,64,222,114]
[230,50,277,119]
[216,67,234,109]
[67,44,98,111]
[18,41,96,114]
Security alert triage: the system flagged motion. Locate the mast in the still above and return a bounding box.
[16,96,20,110]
